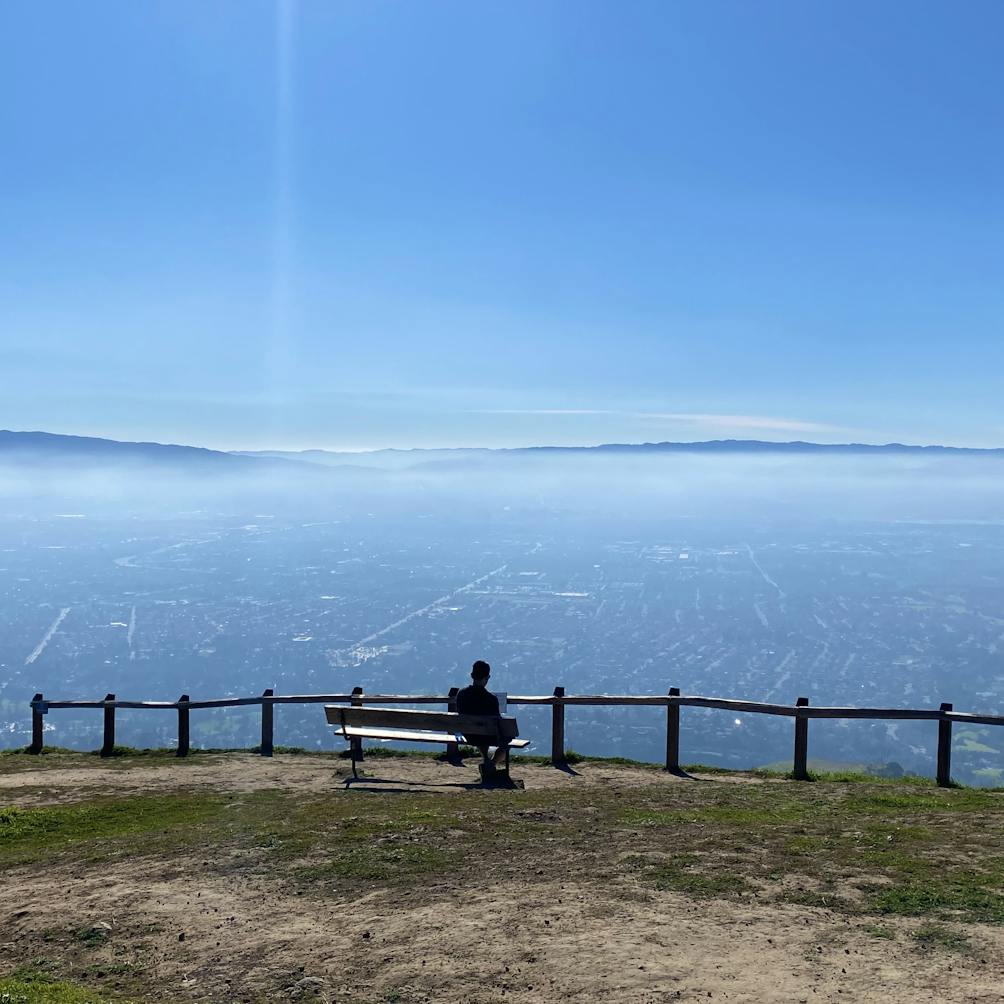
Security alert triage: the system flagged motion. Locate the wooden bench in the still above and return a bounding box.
[324,705,530,780]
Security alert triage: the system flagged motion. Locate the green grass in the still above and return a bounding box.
[1,746,79,758]
[803,769,932,785]
[0,966,130,1003]
[297,844,451,882]
[862,924,897,940]
[870,879,1004,924]
[0,795,223,866]
[73,928,109,948]
[684,763,790,779]
[622,801,806,827]
[611,775,1004,924]
[840,789,991,813]
[629,854,752,898]
[910,924,973,953]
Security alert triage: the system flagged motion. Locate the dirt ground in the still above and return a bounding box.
[2,754,1002,1003]
[0,752,775,803]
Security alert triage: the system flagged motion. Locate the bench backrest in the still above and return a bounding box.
[325,705,519,741]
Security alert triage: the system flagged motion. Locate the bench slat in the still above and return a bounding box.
[325,705,519,740]
[333,726,462,744]
[332,725,530,748]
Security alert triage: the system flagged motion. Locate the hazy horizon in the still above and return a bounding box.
[7,427,1004,456]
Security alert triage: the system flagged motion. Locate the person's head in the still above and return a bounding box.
[471,660,491,686]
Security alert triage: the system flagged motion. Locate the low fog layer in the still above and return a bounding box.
[3,444,1004,523]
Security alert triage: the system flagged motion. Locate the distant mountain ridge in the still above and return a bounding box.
[3,430,1004,474]
[0,430,319,474]
[238,438,1004,469]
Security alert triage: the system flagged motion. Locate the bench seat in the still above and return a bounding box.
[330,724,530,748]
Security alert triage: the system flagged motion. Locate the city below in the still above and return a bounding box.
[2,432,1002,785]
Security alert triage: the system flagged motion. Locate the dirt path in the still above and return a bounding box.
[2,755,1001,1003]
[5,853,1000,1003]
[0,753,774,806]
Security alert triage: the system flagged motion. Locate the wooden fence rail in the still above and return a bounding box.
[26,690,1004,787]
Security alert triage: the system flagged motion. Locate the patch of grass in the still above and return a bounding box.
[0,795,222,866]
[88,746,150,758]
[622,801,805,827]
[911,924,972,953]
[679,763,787,779]
[785,834,826,856]
[626,853,752,900]
[297,843,450,882]
[863,924,897,940]
[220,790,472,872]
[0,965,129,1003]
[851,824,935,860]
[583,754,661,769]
[504,748,656,767]
[74,928,108,948]
[812,770,919,785]
[646,859,752,899]
[83,963,141,978]
[870,878,1004,924]
[841,789,996,814]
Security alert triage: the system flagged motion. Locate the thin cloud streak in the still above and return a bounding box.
[642,413,848,434]
[471,409,848,435]
[473,409,618,416]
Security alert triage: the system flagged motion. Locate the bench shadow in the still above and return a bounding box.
[342,775,523,793]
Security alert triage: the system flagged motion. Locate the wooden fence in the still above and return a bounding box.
[26,688,1004,787]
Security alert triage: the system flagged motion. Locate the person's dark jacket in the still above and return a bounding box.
[456,684,500,718]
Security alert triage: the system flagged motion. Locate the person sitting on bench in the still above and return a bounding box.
[456,660,508,773]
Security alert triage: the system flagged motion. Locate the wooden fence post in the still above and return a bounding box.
[350,686,364,764]
[177,694,190,757]
[260,689,274,756]
[30,693,44,755]
[937,702,953,787]
[666,687,681,772]
[101,694,116,757]
[793,696,809,780]
[445,686,460,761]
[551,686,566,765]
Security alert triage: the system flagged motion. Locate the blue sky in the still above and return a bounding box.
[3,1,1004,450]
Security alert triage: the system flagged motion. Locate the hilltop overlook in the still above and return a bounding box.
[2,750,1002,1003]
[8,2,1004,1001]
